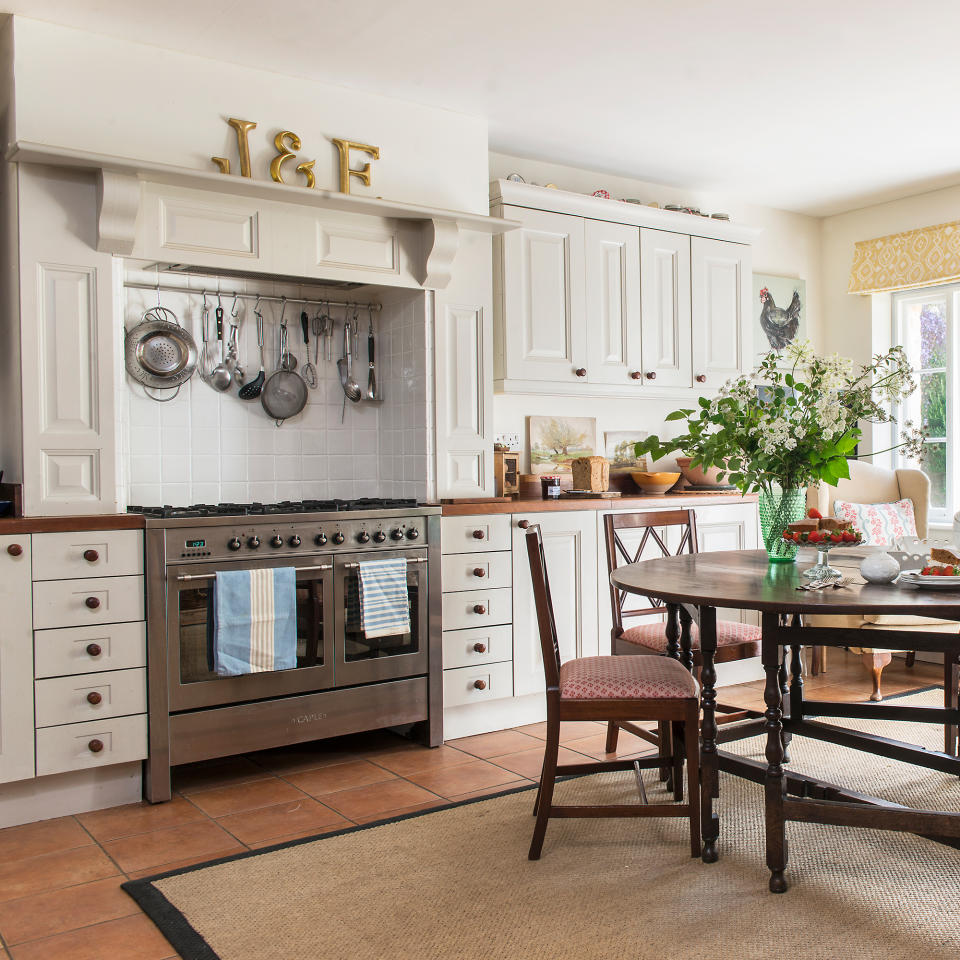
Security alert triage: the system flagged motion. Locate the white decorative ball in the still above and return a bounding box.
[860,552,900,584]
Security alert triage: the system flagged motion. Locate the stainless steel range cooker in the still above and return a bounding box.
[135,498,441,803]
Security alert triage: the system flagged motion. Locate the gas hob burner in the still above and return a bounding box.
[128,497,420,519]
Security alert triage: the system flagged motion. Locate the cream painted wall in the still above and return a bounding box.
[488,151,823,467]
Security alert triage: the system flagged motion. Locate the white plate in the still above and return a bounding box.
[898,570,960,589]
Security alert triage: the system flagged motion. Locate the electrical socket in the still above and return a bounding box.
[495,432,520,451]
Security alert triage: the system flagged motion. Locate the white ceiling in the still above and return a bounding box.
[7,0,960,216]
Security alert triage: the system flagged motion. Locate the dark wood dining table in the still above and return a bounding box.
[609,548,960,892]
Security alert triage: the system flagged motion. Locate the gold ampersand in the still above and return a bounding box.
[270,131,302,184]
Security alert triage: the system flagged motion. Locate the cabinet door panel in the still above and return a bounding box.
[584,220,641,385]
[501,207,586,383]
[512,513,598,697]
[691,238,751,390]
[639,229,691,387]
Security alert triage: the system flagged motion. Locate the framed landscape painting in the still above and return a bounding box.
[753,273,806,359]
[604,430,648,473]
[529,416,597,475]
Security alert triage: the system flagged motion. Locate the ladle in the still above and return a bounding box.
[209,301,232,392]
[238,300,266,400]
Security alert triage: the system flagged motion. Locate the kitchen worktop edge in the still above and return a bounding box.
[0,514,146,533]
[441,492,757,516]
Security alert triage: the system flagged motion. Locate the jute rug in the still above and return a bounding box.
[124,688,960,960]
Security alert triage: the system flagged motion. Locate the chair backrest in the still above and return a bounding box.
[603,510,698,639]
[524,525,562,689]
[806,462,929,538]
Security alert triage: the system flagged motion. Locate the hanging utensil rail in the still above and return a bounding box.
[123,282,382,314]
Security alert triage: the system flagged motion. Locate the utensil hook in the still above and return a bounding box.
[155,267,162,308]
[368,303,374,333]
[279,296,287,327]
[253,295,263,322]
[230,294,241,322]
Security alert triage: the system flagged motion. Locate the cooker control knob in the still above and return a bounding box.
[288,535,301,548]
[314,533,328,546]
[373,529,386,543]
[390,528,405,541]
[332,531,345,545]
[356,531,370,544]
[247,536,261,549]
[227,537,242,551]
[270,535,283,548]
[406,528,420,540]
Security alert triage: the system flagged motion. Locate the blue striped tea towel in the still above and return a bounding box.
[358,558,410,639]
[213,567,297,676]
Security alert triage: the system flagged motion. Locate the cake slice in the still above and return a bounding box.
[930,546,960,566]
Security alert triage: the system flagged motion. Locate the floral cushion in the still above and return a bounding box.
[621,619,761,654]
[833,498,917,546]
[559,655,698,701]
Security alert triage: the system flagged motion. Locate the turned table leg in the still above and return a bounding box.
[762,612,788,893]
[862,650,893,702]
[699,604,720,863]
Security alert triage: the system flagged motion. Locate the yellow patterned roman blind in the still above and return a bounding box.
[848,221,960,294]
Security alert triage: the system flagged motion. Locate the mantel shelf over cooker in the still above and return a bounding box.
[8,140,519,289]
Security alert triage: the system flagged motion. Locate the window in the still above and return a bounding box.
[893,284,957,523]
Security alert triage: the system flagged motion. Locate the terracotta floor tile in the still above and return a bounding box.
[216,797,349,845]
[124,845,247,881]
[403,758,521,798]
[0,846,118,904]
[246,744,358,775]
[8,913,175,960]
[77,797,205,843]
[284,759,396,798]
[562,732,657,761]
[488,745,588,780]
[321,779,441,821]
[514,720,606,742]
[447,729,543,759]
[103,819,240,874]
[246,821,353,849]
[172,755,272,794]
[351,799,447,824]
[0,817,92,865]
[186,777,307,818]
[0,877,138,946]
[443,781,532,803]
[365,744,473,776]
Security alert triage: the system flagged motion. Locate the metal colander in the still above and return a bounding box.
[125,306,198,392]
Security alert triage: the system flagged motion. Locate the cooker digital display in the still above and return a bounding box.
[185,539,205,548]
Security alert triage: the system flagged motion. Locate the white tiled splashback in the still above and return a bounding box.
[120,273,430,507]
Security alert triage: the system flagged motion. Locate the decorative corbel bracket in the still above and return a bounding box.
[96,170,141,255]
[422,218,460,289]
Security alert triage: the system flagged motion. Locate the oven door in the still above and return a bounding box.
[334,549,429,687]
[167,556,334,712]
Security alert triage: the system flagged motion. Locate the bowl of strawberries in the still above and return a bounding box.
[781,508,865,580]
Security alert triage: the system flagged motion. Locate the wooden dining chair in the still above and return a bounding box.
[524,525,701,860]
[603,510,764,759]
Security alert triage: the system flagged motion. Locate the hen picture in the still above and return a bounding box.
[752,274,806,355]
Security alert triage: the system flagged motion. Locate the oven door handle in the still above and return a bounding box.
[175,563,333,582]
[342,557,428,570]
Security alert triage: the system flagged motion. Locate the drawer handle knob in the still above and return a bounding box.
[473,604,486,615]
[88,739,104,753]
[86,691,103,705]
[517,519,529,529]
[86,643,103,657]
[83,549,100,563]
[575,367,587,377]
[645,371,656,380]
[85,596,101,610]
[473,642,487,653]
[473,679,487,690]
[630,371,642,380]
[473,567,485,578]
[6,543,22,557]
[471,529,485,540]
[695,374,707,384]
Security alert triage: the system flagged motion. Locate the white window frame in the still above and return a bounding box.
[891,284,958,525]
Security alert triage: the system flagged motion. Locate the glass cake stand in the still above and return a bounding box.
[782,537,862,580]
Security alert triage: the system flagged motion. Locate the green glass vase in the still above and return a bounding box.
[758,487,806,563]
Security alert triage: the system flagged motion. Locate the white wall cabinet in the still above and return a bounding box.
[639,228,692,388]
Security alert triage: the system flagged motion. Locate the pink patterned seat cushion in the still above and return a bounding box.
[559,655,698,701]
[620,619,761,654]
[833,499,917,546]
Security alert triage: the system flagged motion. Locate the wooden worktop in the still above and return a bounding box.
[440,491,757,516]
[0,514,145,534]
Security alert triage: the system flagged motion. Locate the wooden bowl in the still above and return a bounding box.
[630,471,681,495]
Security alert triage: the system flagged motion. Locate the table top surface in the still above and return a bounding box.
[609,549,960,617]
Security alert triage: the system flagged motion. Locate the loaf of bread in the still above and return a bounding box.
[571,456,610,492]
[931,546,960,565]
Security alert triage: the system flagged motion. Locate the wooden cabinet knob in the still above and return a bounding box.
[85,596,101,610]
[88,739,104,753]
[471,529,485,540]
[86,643,102,657]
[695,374,707,383]
[6,543,22,557]
[83,549,99,563]
[473,679,487,690]
[517,519,529,529]
[575,368,587,377]
[473,567,485,578]
[630,371,642,380]
[645,371,656,380]
[86,691,102,705]
[473,642,487,653]
[473,604,486,615]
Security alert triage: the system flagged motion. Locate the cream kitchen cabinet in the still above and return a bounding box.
[639,228,692,388]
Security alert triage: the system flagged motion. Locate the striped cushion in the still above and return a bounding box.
[620,619,761,654]
[560,655,698,701]
[833,499,917,546]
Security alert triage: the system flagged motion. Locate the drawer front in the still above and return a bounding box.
[35,713,148,777]
[441,516,511,554]
[31,530,144,581]
[441,551,512,592]
[35,668,147,728]
[34,622,147,679]
[442,588,512,631]
[443,661,513,708]
[442,624,513,670]
[33,576,145,630]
